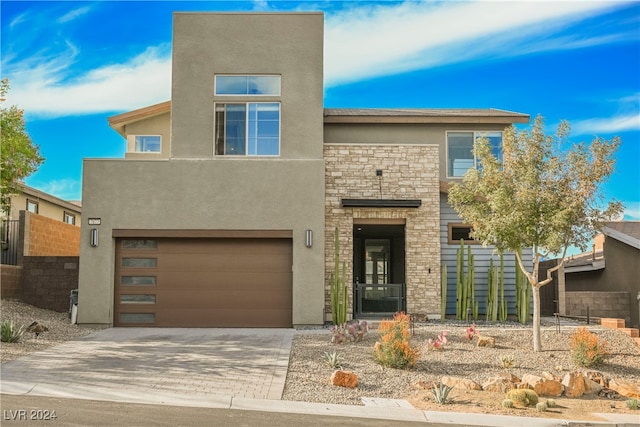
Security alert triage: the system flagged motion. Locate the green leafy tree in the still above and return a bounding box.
[448,115,622,352]
[0,78,44,214]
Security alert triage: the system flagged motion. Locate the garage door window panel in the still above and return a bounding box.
[122,239,158,249]
[121,276,156,286]
[119,313,155,324]
[120,295,156,304]
[122,258,157,268]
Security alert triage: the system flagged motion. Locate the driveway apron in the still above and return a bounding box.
[1,328,294,406]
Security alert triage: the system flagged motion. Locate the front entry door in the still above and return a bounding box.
[353,224,405,317]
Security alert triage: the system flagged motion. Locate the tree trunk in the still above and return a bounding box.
[532,285,542,352]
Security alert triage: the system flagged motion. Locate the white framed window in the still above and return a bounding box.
[63,211,76,225]
[132,135,161,153]
[26,199,39,213]
[215,103,280,156]
[214,75,280,96]
[446,131,502,177]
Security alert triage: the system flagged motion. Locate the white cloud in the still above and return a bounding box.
[57,6,91,24]
[571,114,640,135]
[27,178,81,201]
[324,1,631,86]
[623,201,640,221]
[2,0,633,117]
[6,46,172,118]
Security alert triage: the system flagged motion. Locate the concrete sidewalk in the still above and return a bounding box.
[1,328,638,426]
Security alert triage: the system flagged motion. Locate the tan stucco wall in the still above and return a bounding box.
[79,13,326,327]
[124,112,171,159]
[324,143,441,319]
[7,192,81,224]
[171,13,324,160]
[78,158,326,326]
[324,123,512,182]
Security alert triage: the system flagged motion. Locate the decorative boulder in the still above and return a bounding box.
[583,377,604,395]
[482,376,517,393]
[608,378,640,399]
[521,373,563,397]
[562,371,586,398]
[331,370,358,388]
[476,335,496,348]
[441,376,482,390]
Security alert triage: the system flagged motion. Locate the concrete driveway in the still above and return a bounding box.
[1,328,294,407]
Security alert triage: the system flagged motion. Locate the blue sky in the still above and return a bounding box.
[2,0,639,220]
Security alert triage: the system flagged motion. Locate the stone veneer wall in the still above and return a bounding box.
[324,144,441,320]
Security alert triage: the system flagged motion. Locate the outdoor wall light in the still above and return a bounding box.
[305,229,313,248]
[90,228,99,247]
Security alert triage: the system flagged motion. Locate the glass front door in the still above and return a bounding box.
[353,224,405,317]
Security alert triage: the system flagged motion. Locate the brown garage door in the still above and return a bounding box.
[114,237,292,327]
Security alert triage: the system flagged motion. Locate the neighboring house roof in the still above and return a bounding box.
[563,221,640,273]
[107,102,530,133]
[602,221,640,250]
[18,184,82,213]
[564,249,605,273]
[108,101,172,137]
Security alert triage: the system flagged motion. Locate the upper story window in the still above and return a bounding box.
[26,199,39,213]
[215,75,280,96]
[133,135,161,153]
[63,211,76,225]
[447,131,502,177]
[215,103,280,156]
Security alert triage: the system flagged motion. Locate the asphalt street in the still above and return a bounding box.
[0,394,441,427]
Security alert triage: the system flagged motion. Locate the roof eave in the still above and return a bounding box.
[323,115,530,125]
[107,101,172,137]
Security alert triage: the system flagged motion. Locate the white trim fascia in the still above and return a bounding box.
[602,226,640,250]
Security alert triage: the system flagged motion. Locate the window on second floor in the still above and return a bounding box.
[215,75,280,96]
[133,135,161,153]
[447,131,502,177]
[63,211,76,225]
[26,199,39,214]
[215,103,280,156]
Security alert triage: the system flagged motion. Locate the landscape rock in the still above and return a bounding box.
[562,371,586,398]
[482,376,517,393]
[522,373,564,397]
[476,335,496,348]
[584,370,608,387]
[330,370,358,388]
[608,378,640,399]
[441,376,482,390]
[583,378,604,395]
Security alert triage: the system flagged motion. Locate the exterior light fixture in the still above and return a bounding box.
[90,228,99,247]
[305,229,313,248]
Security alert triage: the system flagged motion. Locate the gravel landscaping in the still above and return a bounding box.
[281,319,640,406]
[3,299,640,420]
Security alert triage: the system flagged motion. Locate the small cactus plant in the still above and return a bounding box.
[546,399,556,408]
[536,402,548,412]
[502,399,514,408]
[506,389,539,407]
[323,350,341,369]
[627,398,639,410]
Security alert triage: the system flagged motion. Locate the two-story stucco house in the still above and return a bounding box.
[78,12,531,328]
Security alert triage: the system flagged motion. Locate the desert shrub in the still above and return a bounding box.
[570,327,608,367]
[431,383,454,404]
[1,320,24,343]
[373,312,419,369]
[627,398,639,410]
[323,351,341,369]
[545,399,556,408]
[501,399,514,408]
[536,402,548,412]
[505,389,539,407]
[498,354,515,369]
